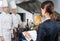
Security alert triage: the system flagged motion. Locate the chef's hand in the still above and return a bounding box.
[14,28,17,32]
[1,36,5,41]
[18,24,20,26]
[11,33,14,38]
[18,24,21,28]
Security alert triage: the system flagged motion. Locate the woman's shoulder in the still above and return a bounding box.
[38,19,60,28]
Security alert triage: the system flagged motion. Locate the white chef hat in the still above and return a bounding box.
[2,0,8,7]
[10,1,17,9]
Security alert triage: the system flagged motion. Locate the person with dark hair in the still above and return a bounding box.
[36,1,60,41]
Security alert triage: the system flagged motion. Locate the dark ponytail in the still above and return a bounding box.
[41,1,56,20]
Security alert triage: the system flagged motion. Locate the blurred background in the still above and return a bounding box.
[0,0,60,41]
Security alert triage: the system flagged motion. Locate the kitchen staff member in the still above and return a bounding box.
[0,0,13,41]
[10,1,22,41]
[37,1,60,41]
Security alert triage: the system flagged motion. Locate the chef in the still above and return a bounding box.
[0,0,13,41]
[10,1,22,41]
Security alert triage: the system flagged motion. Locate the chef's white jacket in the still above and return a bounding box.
[11,13,22,28]
[0,12,13,41]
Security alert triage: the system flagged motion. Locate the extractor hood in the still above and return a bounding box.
[16,0,60,21]
[16,1,41,14]
[16,0,37,4]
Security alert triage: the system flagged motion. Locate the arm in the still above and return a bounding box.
[10,15,15,38]
[0,18,2,37]
[0,17,4,41]
[11,15,14,33]
[18,15,22,27]
[36,24,46,41]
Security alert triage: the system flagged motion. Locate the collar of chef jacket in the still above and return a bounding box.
[1,11,9,15]
[12,13,16,15]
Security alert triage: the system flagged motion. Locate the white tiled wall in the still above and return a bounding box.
[17,7,33,22]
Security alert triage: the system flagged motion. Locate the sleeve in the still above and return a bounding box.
[36,24,46,41]
[18,15,22,25]
[11,29,13,33]
[0,18,3,36]
[11,15,14,33]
